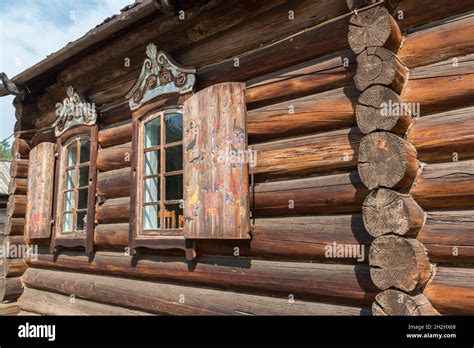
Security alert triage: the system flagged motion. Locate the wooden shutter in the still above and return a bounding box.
[183,82,250,239]
[25,142,56,240]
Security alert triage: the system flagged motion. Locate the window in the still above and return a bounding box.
[138,108,184,235]
[60,137,91,234]
[52,125,98,254]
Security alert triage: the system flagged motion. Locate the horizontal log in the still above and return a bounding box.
[96,197,130,224]
[0,276,23,302]
[8,178,27,195]
[408,106,474,163]
[424,266,474,315]
[0,302,20,315]
[9,159,28,179]
[18,287,150,315]
[23,268,370,315]
[6,195,27,218]
[253,172,369,217]
[411,160,474,209]
[94,215,373,262]
[395,0,474,29]
[252,127,362,180]
[399,12,474,68]
[97,102,132,126]
[98,122,132,148]
[3,235,26,247]
[418,211,474,264]
[0,258,27,277]
[96,167,131,199]
[246,50,356,110]
[401,66,474,117]
[247,86,358,143]
[97,142,132,172]
[4,217,24,236]
[30,128,56,147]
[11,137,30,159]
[28,251,378,306]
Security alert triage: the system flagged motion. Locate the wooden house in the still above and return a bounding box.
[0,0,473,315]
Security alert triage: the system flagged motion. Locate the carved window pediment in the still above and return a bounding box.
[52,86,97,137]
[126,43,196,110]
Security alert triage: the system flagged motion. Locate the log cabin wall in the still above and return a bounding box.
[2,0,473,315]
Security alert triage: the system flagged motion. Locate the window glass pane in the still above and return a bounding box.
[77,211,87,231]
[63,191,74,211]
[165,146,183,172]
[144,150,160,176]
[144,177,160,203]
[80,140,90,163]
[62,213,73,232]
[164,204,183,229]
[67,143,77,166]
[79,166,89,187]
[165,113,182,143]
[145,117,160,148]
[165,174,183,201]
[78,188,88,209]
[143,205,160,230]
[65,169,75,190]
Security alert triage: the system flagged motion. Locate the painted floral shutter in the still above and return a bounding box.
[25,142,56,241]
[183,82,250,239]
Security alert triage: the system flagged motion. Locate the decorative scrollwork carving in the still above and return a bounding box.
[52,86,97,137]
[126,43,196,110]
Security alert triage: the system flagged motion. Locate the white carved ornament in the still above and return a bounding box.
[52,86,97,137]
[126,43,196,110]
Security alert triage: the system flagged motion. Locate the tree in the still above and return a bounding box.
[0,140,12,160]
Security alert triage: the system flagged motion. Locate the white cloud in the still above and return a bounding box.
[0,0,132,143]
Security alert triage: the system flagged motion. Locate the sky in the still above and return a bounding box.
[0,0,132,144]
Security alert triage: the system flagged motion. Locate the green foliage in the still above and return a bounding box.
[0,140,12,160]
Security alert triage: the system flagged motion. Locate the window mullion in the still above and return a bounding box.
[160,112,165,231]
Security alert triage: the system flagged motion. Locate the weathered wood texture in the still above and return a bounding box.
[354,47,408,93]
[94,215,373,262]
[399,12,474,67]
[25,142,56,240]
[372,289,439,316]
[183,82,250,239]
[358,132,419,191]
[11,138,30,159]
[348,6,402,54]
[369,235,431,292]
[356,85,411,135]
[424,266,474,315]
[418,211,474,264]
[411,160,474,209]
[252,127,362,180]
[4,217,24,236]
[23,268,370,315]
[18,287,151,315]
[408,107,474,163]
[7,195,27,218]
[362,188,424,238]
[98,122,132,148]
[1,258,27,277]
[96,197,130,224]
[8,178,27,196]
[27,251,378,306]
[96,167,131,198]
[9,159,28,179]
[0,302,20,315]
[97,142,131,171]
[0,276,23,302]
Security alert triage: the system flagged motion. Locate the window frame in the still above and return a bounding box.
[51,124,98,254]
[130,99,191,253]
[138,108,184,236]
